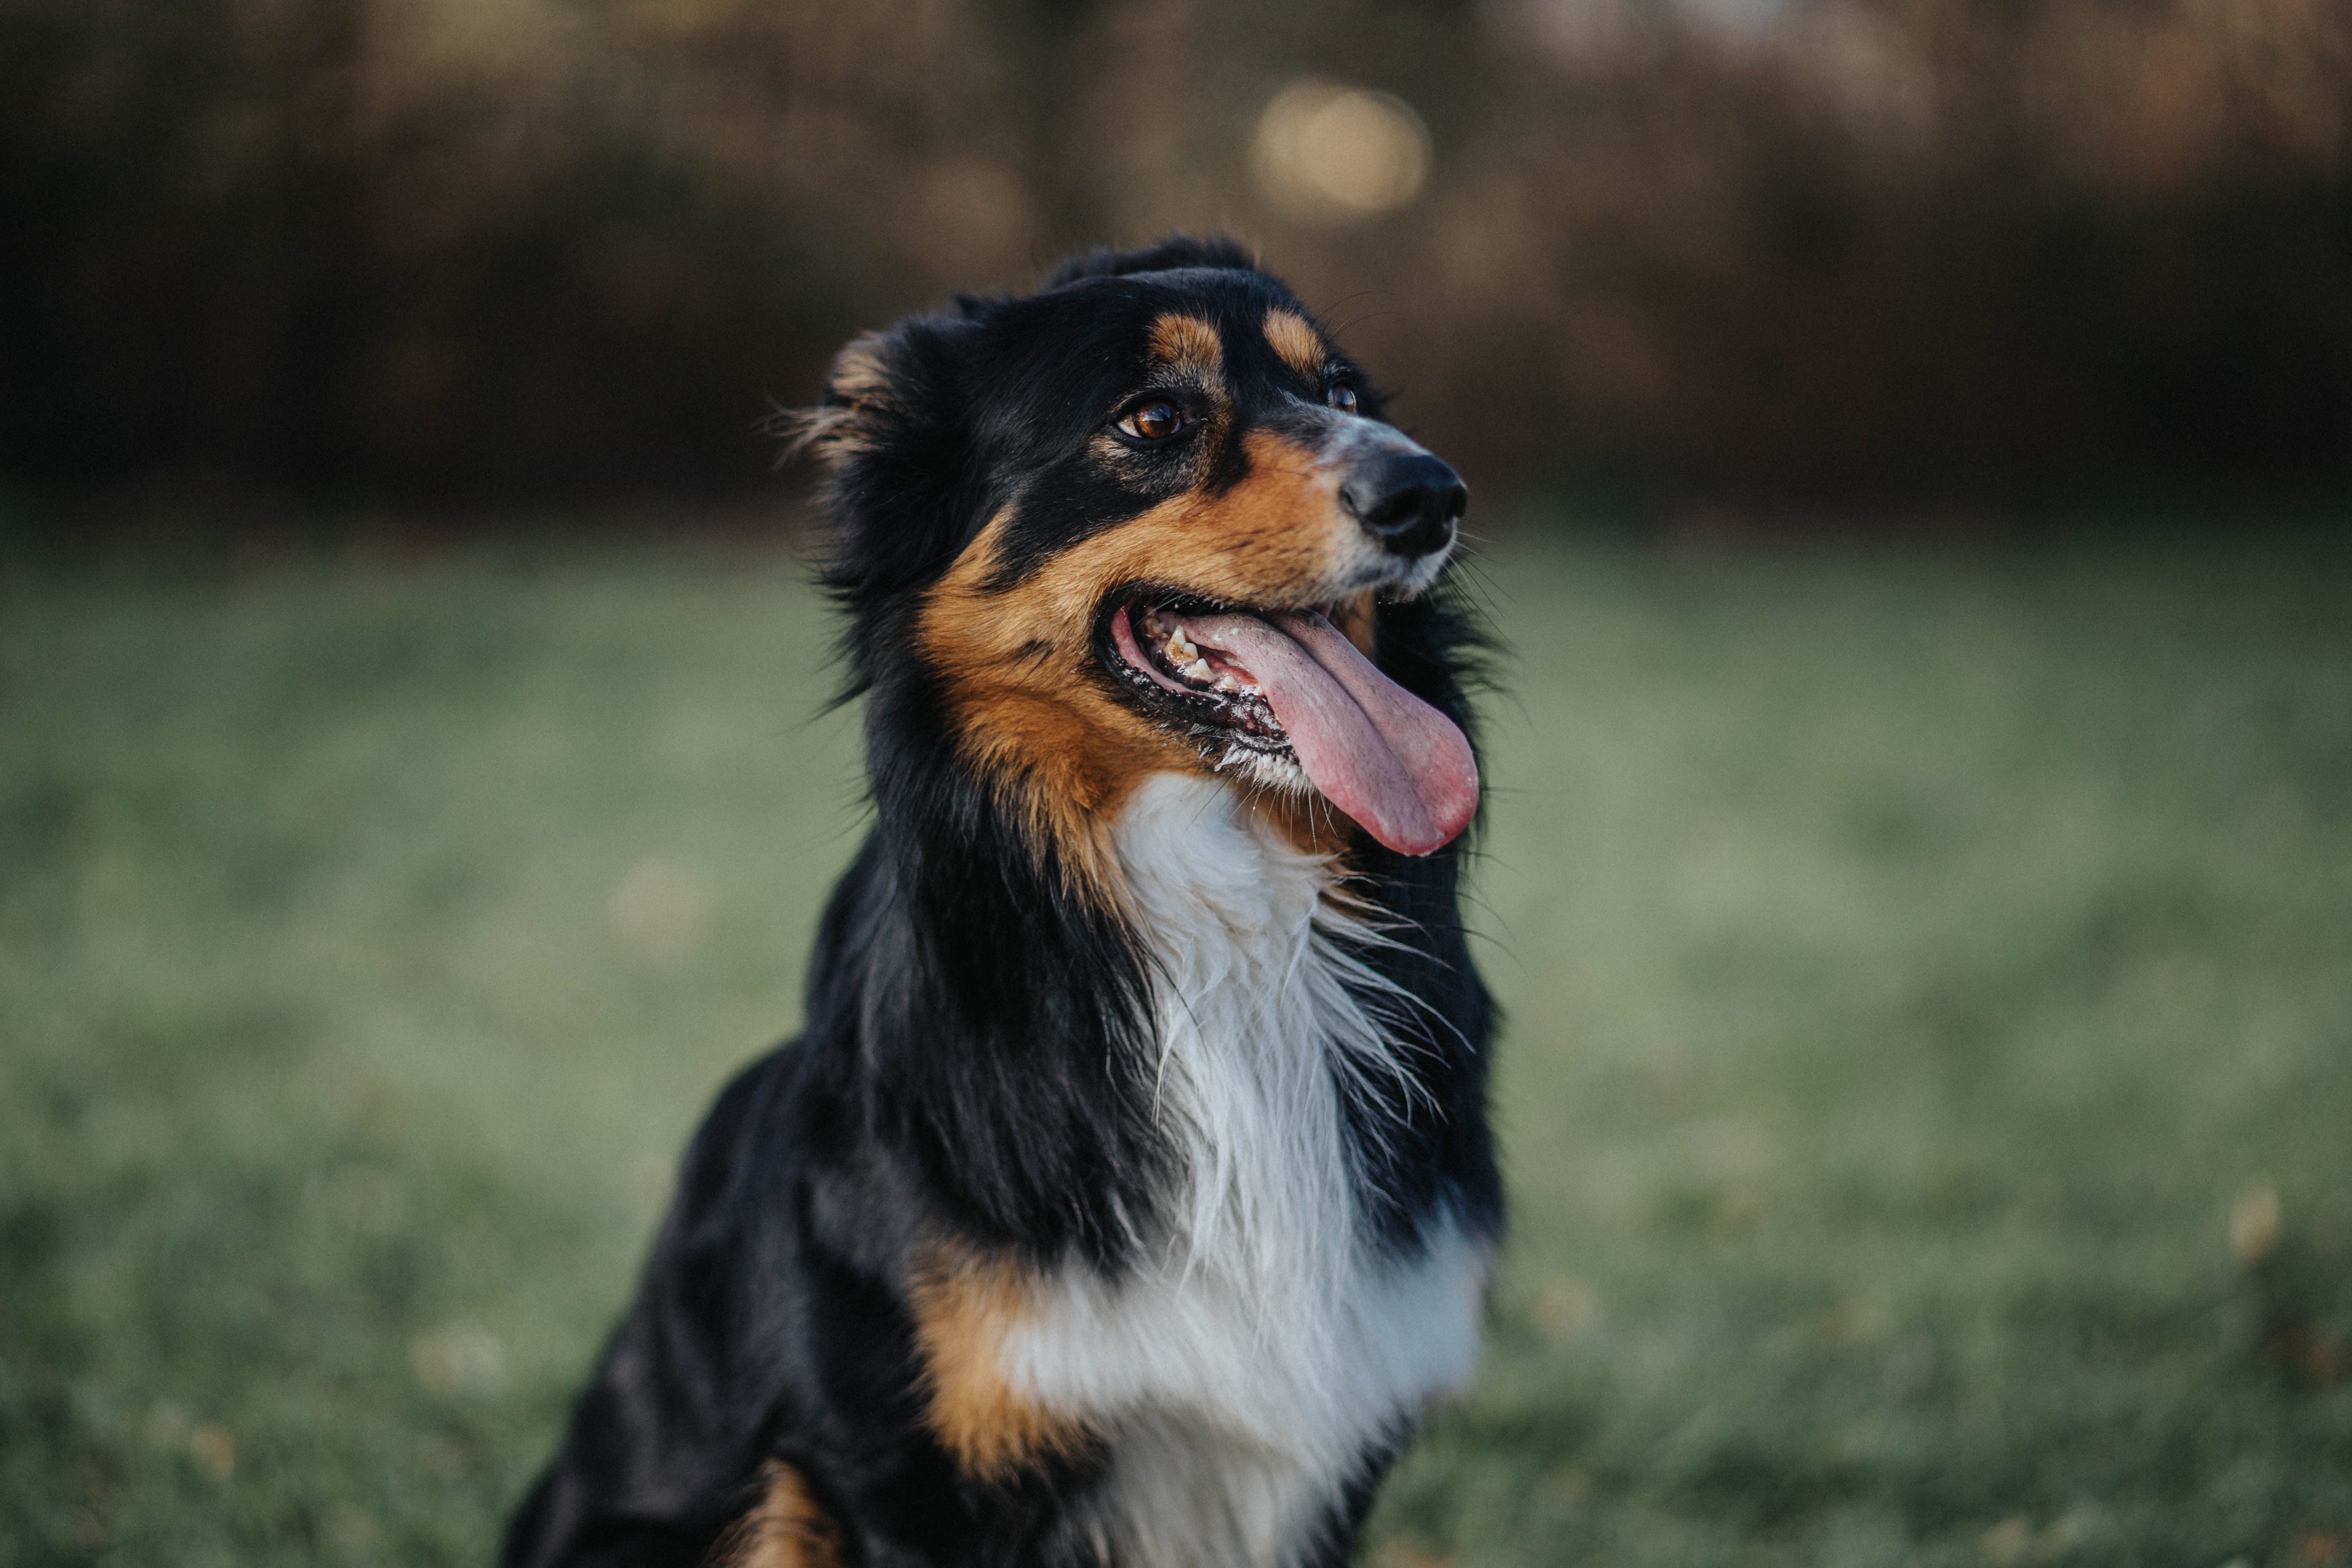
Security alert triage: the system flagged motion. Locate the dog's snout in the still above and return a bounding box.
[1339,452,1466,559]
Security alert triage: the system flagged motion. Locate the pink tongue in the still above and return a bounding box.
[1179,612,1479,856]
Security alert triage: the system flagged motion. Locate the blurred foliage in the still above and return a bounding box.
[3,0,2351,511]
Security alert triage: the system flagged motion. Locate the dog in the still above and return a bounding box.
[503,235,1501,1568]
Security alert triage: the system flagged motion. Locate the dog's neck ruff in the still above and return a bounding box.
[1009,773,1485,1568]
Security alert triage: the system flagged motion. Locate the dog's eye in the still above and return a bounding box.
[1326,382,1360,415]
[1118,399,1186,442]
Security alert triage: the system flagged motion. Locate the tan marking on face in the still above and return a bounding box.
[1264,308,1326,382]
[908,1247,1091,1480]
[917,432,1353,895]
[714,1462,840,1568]
[1148,313,1223,378]
[1331,589,1378,658]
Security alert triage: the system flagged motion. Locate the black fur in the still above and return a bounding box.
[505,237,1501,1568]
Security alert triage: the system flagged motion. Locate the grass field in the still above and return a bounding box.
[3,525,2349,1567]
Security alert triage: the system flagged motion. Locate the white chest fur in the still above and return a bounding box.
[1004,774,1486,1568]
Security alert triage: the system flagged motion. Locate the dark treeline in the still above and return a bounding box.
[4,0,2348,519]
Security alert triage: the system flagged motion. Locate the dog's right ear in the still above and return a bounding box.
[773,330,899,470]
[792,315,994,672]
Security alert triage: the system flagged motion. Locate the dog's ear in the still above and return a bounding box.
[792,314,994,669]
[1044,233,1259,289]
[774,330,900,470]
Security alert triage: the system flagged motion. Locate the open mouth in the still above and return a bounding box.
[1109,594,1316,749]
[1100,591,1480,857]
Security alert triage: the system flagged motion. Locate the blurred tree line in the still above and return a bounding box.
[3,0,2348,517]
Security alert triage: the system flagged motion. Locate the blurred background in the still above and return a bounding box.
[6,0,2351,516]
[3,2,2350,1566]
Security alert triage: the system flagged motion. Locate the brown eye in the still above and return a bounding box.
[1326,382,1360,415]
[1119,399,1185,441]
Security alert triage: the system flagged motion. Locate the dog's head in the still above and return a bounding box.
[797,235,1479,880]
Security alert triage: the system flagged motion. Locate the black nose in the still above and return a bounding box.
[1339,452,1467,558]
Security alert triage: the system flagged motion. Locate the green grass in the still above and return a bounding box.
[2,528,2348,1567]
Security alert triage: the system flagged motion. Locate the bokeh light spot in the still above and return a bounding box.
[1252,79,1431,225]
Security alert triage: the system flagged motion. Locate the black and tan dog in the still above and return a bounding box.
[504,236,1501,1568]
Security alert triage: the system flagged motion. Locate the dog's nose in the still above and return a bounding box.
[1339,452,1467,559]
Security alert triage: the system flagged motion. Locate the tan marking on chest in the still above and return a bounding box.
[1240,790,1359,860]
[714,1462,840,1568]
[908,1247,1094,1480]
